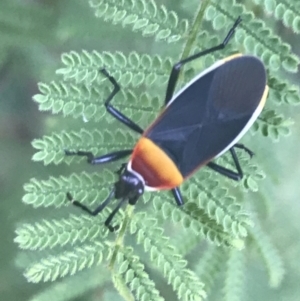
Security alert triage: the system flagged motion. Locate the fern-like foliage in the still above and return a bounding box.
[222,249,246,301]
[130,213,207,301]
[21,171,120,223]
[253,109,294,141]
[152,194,244,248]
[15,214,109,250]
[31,129,136,165]
[249,219,285,287]
[206,0,299,72]
[214,149,265,192]
[28,269,110,301]
[111,246,165,301]
[24,241,109,282]
[89,0,189,43]
[56,50,173,87]
[195,246,227,294]
[16,0,297,300]
[250,0,300,33]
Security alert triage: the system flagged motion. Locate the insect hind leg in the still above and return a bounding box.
[164,17,242,105]
[206,147,243,181]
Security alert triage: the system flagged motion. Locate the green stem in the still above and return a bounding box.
[109,205,134,270]
[180,0,212,60]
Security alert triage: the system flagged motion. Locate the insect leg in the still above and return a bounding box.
[206,148,243,181]
[164,17,242,105]
[67,190,123,232]
[65,149,132,165]
[234,143,254,158]
[101,68,144,134]
[104,198,127,232]
[66,189,115,217]
[172,187,184,206]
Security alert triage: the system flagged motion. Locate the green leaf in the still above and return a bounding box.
[205,5,216,21]
[155,29,171,40]
[213,14,226,30]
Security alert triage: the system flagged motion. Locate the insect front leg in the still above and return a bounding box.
[65,149,132,165]
[101,69,144,134]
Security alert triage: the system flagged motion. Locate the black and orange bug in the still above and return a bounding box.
[65,17,269,231]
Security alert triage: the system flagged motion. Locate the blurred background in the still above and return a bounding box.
[0,0,299,300]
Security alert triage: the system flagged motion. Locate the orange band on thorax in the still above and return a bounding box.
[131,137,183,189]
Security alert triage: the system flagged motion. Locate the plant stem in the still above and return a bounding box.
[108,204,134,270]
[180,0,212,60]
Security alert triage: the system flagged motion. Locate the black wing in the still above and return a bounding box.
[145,56,267,177]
